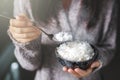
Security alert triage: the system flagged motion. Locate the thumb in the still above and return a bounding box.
[16,13,29,21]
[91,61,100,69]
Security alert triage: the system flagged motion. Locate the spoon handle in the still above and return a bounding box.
[32,21,50,36]
[0,15,11,20]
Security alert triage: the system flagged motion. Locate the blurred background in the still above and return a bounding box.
[0,0,120,80]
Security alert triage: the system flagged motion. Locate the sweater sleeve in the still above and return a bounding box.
[8,0,42,71]
[10,0,59,71]
[8,30,42,71]
[94,0,118,68]
[13,0,34,20]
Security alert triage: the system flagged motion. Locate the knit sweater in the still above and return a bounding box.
[8,0,118,80]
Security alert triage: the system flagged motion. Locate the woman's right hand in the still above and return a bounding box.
[9,14,41,43]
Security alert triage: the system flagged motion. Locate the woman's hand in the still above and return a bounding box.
[63,61,100,78]
[9,14,41,43]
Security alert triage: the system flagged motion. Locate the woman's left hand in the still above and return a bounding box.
[63,61,100,78]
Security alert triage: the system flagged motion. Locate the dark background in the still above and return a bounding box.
[0,0,120,80]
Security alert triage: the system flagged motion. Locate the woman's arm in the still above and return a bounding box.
[8,0,59,71]
[94,0,118,68]
[62,0,118,78]
[8,16,42,71]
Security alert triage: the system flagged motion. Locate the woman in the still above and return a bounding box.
[8,0,118,80]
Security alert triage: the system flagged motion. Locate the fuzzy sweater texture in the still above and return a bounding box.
[8,0,118,80]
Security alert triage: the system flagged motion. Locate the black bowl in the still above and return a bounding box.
[55,44,98,70]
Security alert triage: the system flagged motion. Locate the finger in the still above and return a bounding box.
[12,31,40,39]
[16,13,29,21]
[86,68,93,74]
[9,26,38,34]
[75,68,92,77]
[74,68,86,76]
[68,68,81,78]
[10,19,33,27]
[91,61,100,68]
[15,16,26,21]
[63,66,68,72]
[16,35,40,43]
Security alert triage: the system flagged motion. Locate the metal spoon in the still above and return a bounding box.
[32,21,54,39]
[0,15,54,40]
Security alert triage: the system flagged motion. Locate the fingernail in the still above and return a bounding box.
[63,67,68,71]
[68,69,72,72]
[75,68,79,71]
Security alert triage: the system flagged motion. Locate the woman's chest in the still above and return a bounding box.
[41,0,99,44]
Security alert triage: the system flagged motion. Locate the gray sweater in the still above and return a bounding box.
[8,0,118,80]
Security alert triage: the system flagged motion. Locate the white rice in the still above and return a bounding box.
[56,41,94,62]
[53,32,73,42]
